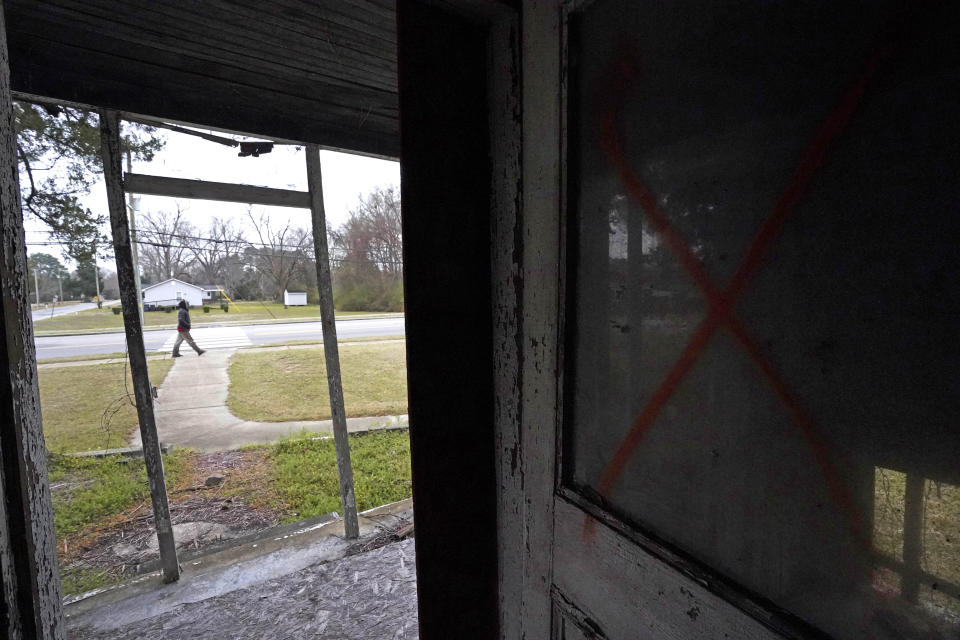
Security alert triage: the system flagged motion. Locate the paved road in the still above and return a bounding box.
[30,300,119,324]
[33,317,406,359]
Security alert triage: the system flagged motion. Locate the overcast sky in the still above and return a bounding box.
[23,124,400,270]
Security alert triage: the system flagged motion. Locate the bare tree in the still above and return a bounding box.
[246,208,312,301]
[185,216,246,287]
[331,186,402,276]
[137,203,196,282]
[329,186,403,311]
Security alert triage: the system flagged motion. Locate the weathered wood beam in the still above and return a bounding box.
[0,3,64,636]
[397,5,499,634]
[122,116,239,147]
[305,144,359,539]
[100,109,180,583]
[123,173,310,209]
[8,43,401,158]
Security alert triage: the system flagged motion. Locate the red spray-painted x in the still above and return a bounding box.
[584,38,897,543]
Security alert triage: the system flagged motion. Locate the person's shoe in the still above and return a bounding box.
[172,353,182,358]
[198,350,206,356]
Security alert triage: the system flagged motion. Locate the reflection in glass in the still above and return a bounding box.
[873,469,960,629]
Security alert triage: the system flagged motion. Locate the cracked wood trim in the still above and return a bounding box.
[0,1,65,636]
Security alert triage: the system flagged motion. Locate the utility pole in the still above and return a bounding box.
[33,266,39,305]
[94,256,101,302]
[126,149,145,326]
[58,277,63,304]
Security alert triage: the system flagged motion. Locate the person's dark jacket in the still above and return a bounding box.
[177,307,191,332]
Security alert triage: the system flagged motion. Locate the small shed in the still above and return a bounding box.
[142,278,204,308]
[283,290,308,306]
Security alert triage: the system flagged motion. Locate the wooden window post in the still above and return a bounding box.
[0,4,64,635]
[99,109,180,582]
[901,473,925,602]
[305,144,359,539]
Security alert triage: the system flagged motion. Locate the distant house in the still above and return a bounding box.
[284,290,308,306]
[142,278,205,309]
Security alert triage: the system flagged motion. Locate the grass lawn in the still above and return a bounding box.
[37,351,165,365]
[37,359,181,593]
[874,467,960,616]
[50,452,187,540]
[51,450,187,595]
[228,341,408,421]
[239,336,404,350]
[37,351,410,596]
[32,301,401,334]
[39,360,174,453]
[265,429,411,523]
[55,429,412,595]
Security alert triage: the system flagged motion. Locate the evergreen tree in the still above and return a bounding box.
[26,253,69,301]
[14,101,164,262]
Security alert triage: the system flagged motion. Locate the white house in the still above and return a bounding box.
[142,278,205,308]
[283,290,307,306]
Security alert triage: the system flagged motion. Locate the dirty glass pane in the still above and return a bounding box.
[564,1,960,638]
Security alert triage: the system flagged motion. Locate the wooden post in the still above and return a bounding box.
[305,144,359,539]
[901,473,925,602]
[0,3,65,635]
[125,151,145,327]
[99,109,179,582]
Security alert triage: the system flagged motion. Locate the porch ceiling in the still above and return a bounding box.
[4,0,399,158]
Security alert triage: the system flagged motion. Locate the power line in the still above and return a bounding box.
[133,238,399,266]
[135,228,309,252]
[23,239,403,266]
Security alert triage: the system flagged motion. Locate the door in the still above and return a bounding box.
[499,1,960,639]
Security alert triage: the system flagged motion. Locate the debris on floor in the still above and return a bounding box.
[69,538,418,640]
[58,449,279,588]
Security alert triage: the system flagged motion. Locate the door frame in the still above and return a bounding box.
[493,1,562,637]
[0,2,64,636]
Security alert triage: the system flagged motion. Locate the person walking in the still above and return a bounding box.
[172,300,205,357]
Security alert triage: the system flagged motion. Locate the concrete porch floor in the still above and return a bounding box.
[65,500,417,639]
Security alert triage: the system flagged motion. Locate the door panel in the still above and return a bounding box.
[512,0,960,638]
[553,498,778,640]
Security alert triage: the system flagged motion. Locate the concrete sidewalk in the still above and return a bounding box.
[131,349,407,452]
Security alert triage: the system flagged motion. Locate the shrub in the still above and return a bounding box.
[221,302,229,312]
[111,307,121,315]
[164,307,173,313]
[333,279,404,312]
[203,306,211,313]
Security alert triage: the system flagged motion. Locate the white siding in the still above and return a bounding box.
[143,280,204,307]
